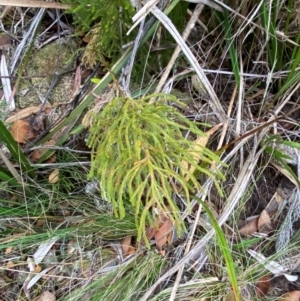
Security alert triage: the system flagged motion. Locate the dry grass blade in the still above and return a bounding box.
[140,142,262,300]
[132,0,160,23]
[154,3,205,94]
[10,8,45,71]
[133,5,226,121]
[150,6,224,118]
[0,148,23,183]
[0,0,72,9]
[0,54,15,110]
[184,0,224,11]
[169,197,204,301]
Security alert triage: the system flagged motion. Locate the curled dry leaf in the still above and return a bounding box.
[71,65,82,99]
[48,169,59,184]
[27,267,55,290]
[121,236,132,256]
[258,209,273,234]
[155,216,173,253]
[278,291,300,301]
[239,217,258,235]
[146,225,158,241]
[5,103,51,123]
[5,107,40,123]
[10,119,35,143]
[256,275,271,297]
[145,212,174,253]
[127,245,136,255]
[283,274,298,282]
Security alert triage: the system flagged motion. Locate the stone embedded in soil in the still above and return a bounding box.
[17,39,77,109]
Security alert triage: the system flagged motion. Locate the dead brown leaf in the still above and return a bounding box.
[6,261,14,269]
[127,246,136,255]
[146,225,158,241]
[121,236,132,256]
[145,212,173,253]
[10,194,18,201]
[155,216,173,253]
[6,106,40,123]
[31,291,56,301]
[5,103,52,123]
[278,291,300,301]
[10,119,35,143]
[239,217,258,235]
[5,247,12,254]
[71,66,82,99]
[35,264,42,273]
[44,154,56,164]
[35,219,45,227]
[256,275,271,297]
[80,68,91,80]
[31,139,57,162]
[48,169,59,184]
[258,210,273,234]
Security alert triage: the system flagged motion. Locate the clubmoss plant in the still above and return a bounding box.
[63,0,135,66]
[87,93,225,243]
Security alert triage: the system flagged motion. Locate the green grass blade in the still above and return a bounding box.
[222,11,240,86]
[195,196,241,301]
[287,32,300,82]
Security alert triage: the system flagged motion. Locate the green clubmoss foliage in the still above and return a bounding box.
[87,94,225,244]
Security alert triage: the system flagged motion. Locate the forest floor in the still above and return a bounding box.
[0,1,300,301]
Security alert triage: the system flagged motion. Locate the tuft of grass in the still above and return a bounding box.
[63,251,167,301]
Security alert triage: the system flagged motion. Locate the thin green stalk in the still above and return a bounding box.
[195,197,241,301]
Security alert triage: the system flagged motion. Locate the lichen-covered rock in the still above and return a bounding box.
[17,39,76,108]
